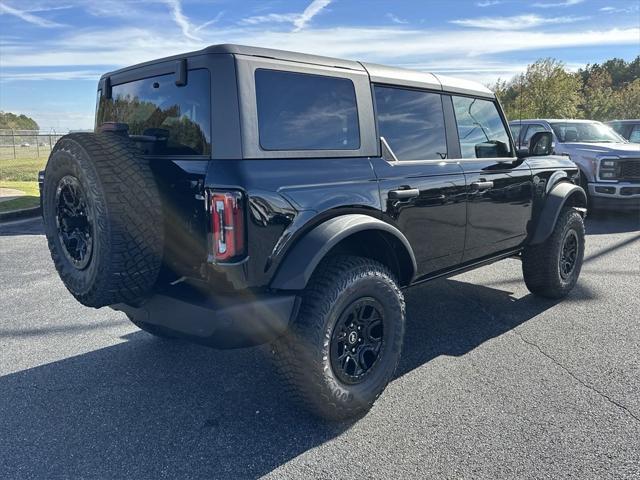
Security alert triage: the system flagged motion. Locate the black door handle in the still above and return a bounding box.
[471,181,494,191]
[389,188,419,200]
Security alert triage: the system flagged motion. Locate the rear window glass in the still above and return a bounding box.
[97,69,211,156]
[374,85,447,160]
[255,69,360,151]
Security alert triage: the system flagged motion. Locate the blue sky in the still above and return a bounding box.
[1,0,638,130]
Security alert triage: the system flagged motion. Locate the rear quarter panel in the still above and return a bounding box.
[205,157,380,288]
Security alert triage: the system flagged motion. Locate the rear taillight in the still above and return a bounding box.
[210,191,245,261]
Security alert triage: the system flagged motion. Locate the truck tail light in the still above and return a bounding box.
[210,191,245,261]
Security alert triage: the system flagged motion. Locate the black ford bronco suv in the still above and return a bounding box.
[42,44,587,420]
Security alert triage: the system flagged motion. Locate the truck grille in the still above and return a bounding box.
[619,160,640,180]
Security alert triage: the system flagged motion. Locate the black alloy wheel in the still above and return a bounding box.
[330,297,385,384]
[55,175,93,270]
[559,229,578,280]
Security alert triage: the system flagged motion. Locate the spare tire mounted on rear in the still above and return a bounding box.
[42,132,164,308]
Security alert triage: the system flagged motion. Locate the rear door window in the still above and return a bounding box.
[452,96,512,158]
[373,85,447,160]
[255,69,360,151]
[97,69,211,156]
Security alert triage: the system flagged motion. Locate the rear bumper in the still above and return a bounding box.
[112,288,299,349]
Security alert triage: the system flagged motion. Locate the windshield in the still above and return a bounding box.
[550,122,626,143]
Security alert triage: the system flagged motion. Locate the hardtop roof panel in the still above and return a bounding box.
[100,43,495,99]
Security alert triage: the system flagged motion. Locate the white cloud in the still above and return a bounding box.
[2,25,638,71]
[239,0,332,32]
[0,1,64,27]
[162,0,199,40]
[477,1,501,6]
[451,14,589,30]
[293,0,332,31]
[600,5,640,14]
[194,11,224,33]
[532,0,584,8]
[386,13,408,24]
[24,4,73,13]
[240,13,299,26]
[0,70,102,81]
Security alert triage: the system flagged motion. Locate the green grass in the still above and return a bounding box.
[0,156,47,182]
[0,180,40,213]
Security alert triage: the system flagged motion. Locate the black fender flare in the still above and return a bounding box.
[530,182,587,245]
[270,214,417,290]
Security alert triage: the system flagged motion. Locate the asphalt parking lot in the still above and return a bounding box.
[1,213,639,479]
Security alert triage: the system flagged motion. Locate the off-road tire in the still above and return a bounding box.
[522,207,585,299]
[42,133,164,308]
[272,255,405,421]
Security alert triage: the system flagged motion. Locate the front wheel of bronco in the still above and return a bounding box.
[272,255,405,421]
[522,207,585,299]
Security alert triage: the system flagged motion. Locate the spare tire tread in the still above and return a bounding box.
[43,132,164,307]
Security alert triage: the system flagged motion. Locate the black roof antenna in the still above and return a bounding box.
[518,73,523,143]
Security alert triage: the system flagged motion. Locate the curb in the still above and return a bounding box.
[0,206,41,223]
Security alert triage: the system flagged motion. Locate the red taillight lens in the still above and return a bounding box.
[210,191,245,261]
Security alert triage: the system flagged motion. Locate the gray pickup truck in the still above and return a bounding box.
[510,119,640,210]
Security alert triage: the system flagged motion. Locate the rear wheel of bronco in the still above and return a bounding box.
[272,255,405,421]
[522,207,585,299]
[42,133,164,308]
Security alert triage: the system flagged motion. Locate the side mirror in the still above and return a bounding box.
[528,131,554,156]
[474,140,509,158]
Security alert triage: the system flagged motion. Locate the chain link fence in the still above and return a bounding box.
[0,129,70,182]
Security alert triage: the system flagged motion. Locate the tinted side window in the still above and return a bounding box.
[97,69,211,156]
[255,69,359,151]
[374,86,447,160]
[608,123,624,135]
[523,124,547,145]
[452,96,511,158]
[510,124,522,144]
[629,125,640,143]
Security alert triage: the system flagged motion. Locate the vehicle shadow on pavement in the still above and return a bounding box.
[0,330,348,479]
[398,278,596,378]
[0,276,597,479]
[585,210,639,235]
[0,217,44,236]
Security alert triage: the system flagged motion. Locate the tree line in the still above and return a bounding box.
[492,56,640,122]
[0,112,39,131]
